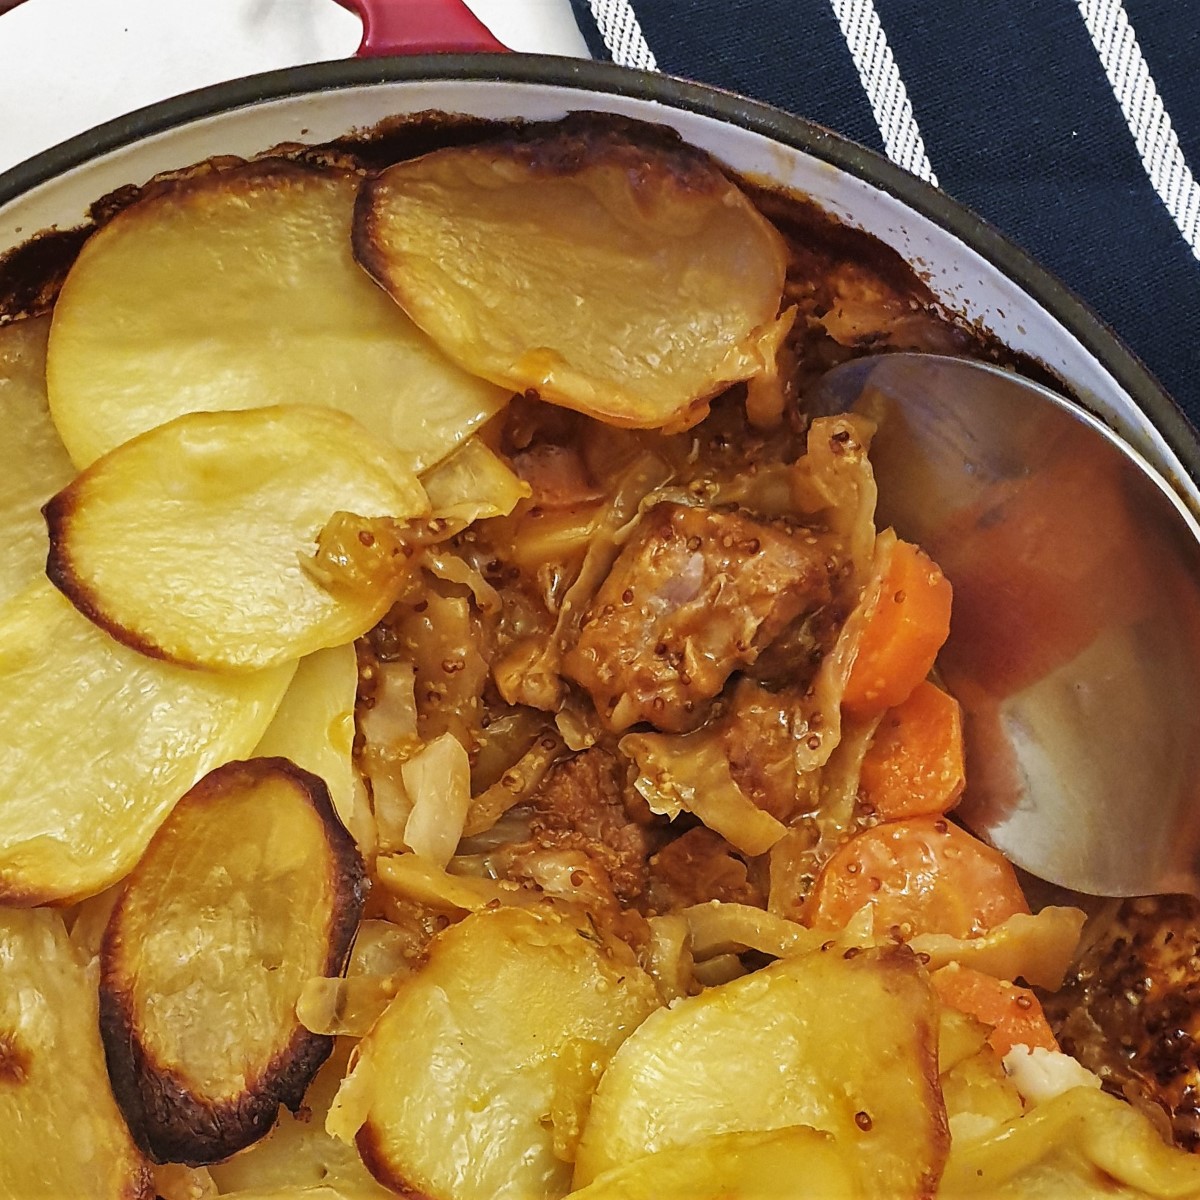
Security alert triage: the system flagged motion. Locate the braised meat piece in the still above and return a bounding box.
[646,827,764,913]
[526,747,658,907]
[719,678,811,825]
[562,502,832,733]
[1042,895,1200,1151]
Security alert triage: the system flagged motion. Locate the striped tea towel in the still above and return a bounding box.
[571,0,1200,428]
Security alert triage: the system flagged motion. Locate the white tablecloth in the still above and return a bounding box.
[0,0,588,176]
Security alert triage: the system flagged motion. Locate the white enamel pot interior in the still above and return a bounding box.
[2,55,1197,503]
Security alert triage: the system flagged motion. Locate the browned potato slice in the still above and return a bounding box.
[207,1188,374,1200]
[46,160,509,471]
[45,405,427,671]
[100,757,368,1166]
[574,944,948,1198]
[330,904,660,1200]
[0,578,293,905]
[0,315,75,605]
[568,1125,860,1199]
[355,125,789,430]
[0,907,153,1198]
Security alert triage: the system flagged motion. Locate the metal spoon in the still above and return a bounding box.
[805,352,1200,898]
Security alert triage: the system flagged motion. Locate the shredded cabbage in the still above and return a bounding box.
[400,732,472,869]
[621,730,786,856]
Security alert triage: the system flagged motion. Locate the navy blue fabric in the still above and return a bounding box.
[625,0,886,157]
[568,0,613,61]
[1125,0,1200,172]
[569,0,1200,427]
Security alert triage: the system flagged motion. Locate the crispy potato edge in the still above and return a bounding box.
[98,757,369,1166]
[855,942,952,1199]
[42,486,174,665]
[355,1125,437,1200]
[349,122,786,435]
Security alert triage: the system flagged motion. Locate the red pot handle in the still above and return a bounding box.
[335,0,511,56]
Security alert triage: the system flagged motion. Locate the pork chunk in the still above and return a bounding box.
[562,502,832,732]
[527,747,657,906]
[646,827,765,913]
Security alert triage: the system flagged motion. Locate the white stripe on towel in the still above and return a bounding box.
[1077,0,1200,261]
[589,0,658,71]
[828,0,938,186]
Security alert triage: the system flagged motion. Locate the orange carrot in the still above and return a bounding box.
[842,538,952,718]
[859,680,965,820]
[931,963,1059,1057]
[804,816,1030,940]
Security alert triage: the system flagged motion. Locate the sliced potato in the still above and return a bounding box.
[569,1125,860,1199]
[207,1189,373,1200]
[0,315,75,605]
[0,907,153,1199]
[574,944,948,1198]
[254,642,372,852]
[47,159,509,471]
[0,578,293,905]
[332,904,660,1200]
[355,124,788,430]
[100,757,368,1166]
[66,882,124,960]
[45,405,427,671]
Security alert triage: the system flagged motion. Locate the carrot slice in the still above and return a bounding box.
[804,816,1029,940]
[931,963,1058,1057]
[859,680,965,820]
[842,538,952,718]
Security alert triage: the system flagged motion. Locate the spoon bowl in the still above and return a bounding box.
[806,353,1200,898]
